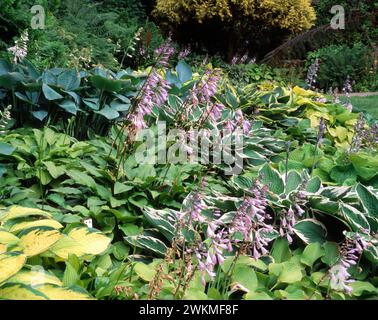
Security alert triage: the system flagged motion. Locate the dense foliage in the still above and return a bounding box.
[0,0,377,301]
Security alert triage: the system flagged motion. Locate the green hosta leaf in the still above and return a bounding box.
[321,242,340,266]
[134,262,156,282]
[356,184,378,219]
[63,262,80,287]
[67,170,96,189]
[271,237,291,263]
[350,281,378,297]
[231,265,258,292]
[42,84,63,101]
[113,182,133,195]
[259,164,284,195]
[278,262,303,284]
[124,235,167,257]
[293,219,327,244]
[300,243,325,268]
[90,75,122,93]
[330,165,357,185]
[0,142,15,155]
[340,203,370,232]
[244,291,273,300]
[44,161,65,179]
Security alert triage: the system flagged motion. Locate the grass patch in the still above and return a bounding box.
[339,95,378,121]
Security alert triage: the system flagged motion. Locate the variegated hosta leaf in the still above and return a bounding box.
[67,227,111,255]
[49,235,87,260]
[18,227,62,257]
[49,228,111,259]
[0,283,48,300]
[7,219,64,234]
[0,252,27,284]
[7,269,62,287]
[0,206,52,223]
[0,230,20,245]
[36,284,94,300]
[0,282,94,300]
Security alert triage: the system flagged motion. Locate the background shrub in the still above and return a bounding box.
[152,0,316,61]
[307,43,375,91]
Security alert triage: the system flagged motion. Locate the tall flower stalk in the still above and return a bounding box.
[8,30,29,64]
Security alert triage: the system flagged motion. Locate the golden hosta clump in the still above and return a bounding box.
[0,206,111,300]
[153,0,316,34]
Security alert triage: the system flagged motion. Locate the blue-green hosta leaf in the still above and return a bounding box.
[57,69,80,91]
[83,98,100,111]
[95,105,119,120]
[306,176,321,193]
[124,235,167,257]
[0,142,15,155]
[32,111,48,121]
[293,219,327,244]
[176,60,192,83]
[42,83,63,101]
[58,100,78,115]
[356,184,378,219]
[285,170,302,194]
[259,164,284,195]
[340,203,370,233]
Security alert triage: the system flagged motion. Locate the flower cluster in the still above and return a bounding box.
[349,113,378,152]
[342,76,353,112]
[329,234,369,294]
[229,183,273,259]
[279,208,296,244]
[8,30,29,64]
[190,69,222,108]
[193,221,233,285]
[154,40,175,68]
[178,47,191,60]
[222,110,251,135]
[306,58,319,90]
[0,105,12,135]
[316,117,327,146]
[128,71,171,130]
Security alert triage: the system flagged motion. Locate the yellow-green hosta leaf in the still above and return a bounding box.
[8,219,63,234]
[49,235,86,260]
[0,206,52,223]
[0,283,48,300]
[0,231,20,245]
[36,284,94,300]
[0,252,27,284]
[68,227,111,255]
[0,244,7,254]
[7,269,62,287]
[19,227,62,257]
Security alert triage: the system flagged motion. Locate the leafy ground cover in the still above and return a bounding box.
[0,47,377,300]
